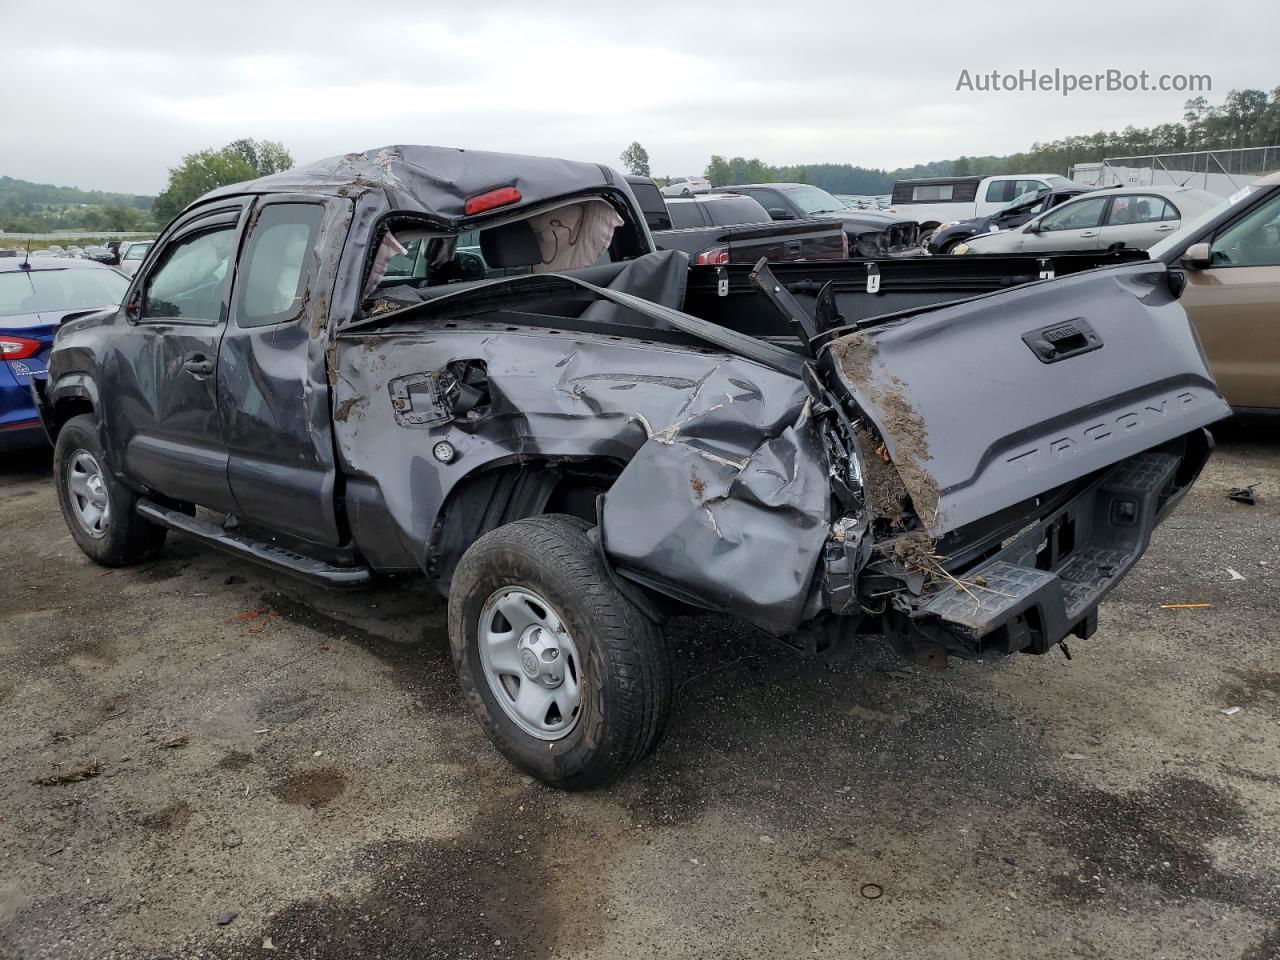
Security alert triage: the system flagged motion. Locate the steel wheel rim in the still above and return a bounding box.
[478,587,582,741]
[67,449,111,539]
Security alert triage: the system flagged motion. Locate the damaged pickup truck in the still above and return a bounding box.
[35,145,1231,788]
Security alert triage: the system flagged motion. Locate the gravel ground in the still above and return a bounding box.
[1,421,1278,960]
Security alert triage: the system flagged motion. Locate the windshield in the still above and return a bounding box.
[1046,175,1075,188]
[0,267,129,318]
[781,186,845,215]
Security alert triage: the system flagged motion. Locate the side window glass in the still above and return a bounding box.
[985,181,1014,203]
[1039,197,1108,232]
[237,204,325,327]
[1209,192,1280,267]
[1109,195,1176,225]
[914,183,954,201]
[142,225,237,322]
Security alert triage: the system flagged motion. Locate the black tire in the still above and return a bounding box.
[939,236,965,255]
[54,414,166,567]
[448,515,672,789]
[681,188,692,197]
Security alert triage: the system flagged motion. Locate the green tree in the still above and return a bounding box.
[619,141,651,177]
[153,139,293,225]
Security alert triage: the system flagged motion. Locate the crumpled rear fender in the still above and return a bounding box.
[331,325,831,629]
[600,397,830,635]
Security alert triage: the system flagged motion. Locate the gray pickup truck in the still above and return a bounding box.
[35,145,1230,788]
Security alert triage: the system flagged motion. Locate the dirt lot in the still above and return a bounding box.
[1,423,1278,960]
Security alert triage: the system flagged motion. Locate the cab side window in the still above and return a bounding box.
[237,204,325,327]
[1209,192,1280,267]
[142,225,237,322]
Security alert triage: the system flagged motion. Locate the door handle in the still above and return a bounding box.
[1155,224,1176,232]
[1079,231,1098,238]
[183,355,215,377]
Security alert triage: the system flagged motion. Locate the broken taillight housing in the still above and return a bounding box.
[464,187,522,215]
[0,336,42,360]
[694,246,730,265]
[841,231,850,258]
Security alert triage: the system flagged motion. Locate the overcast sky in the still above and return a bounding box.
[3,0,1276,195]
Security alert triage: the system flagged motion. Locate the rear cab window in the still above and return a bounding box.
[236,203,325,327]
[668,202,708,229]
[705,196,771,226]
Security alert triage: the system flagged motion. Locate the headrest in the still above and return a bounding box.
[480,220,542,268]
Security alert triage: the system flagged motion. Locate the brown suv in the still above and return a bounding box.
[1155,171,1280,412]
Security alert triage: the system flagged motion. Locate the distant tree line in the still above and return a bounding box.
[0,138,294,234]
[698,86,1280,193]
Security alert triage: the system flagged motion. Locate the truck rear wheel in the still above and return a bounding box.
[448,515,671,789]
[54,414,166,566]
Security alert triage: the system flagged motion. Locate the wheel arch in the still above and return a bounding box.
[426,455,626,591]
[45,375,100,440]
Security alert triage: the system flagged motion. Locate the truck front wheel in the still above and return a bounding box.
[53,414,166,566]
[448,515,672,789]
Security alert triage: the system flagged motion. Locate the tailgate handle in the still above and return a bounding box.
[1022,319,1103,364]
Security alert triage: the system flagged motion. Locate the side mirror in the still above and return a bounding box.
[767,208,794,221]
[1181,241,1212,270]
[1024,221,1042,234]
[125,292,141,323]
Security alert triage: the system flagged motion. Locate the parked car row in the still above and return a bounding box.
[1,238,154,269]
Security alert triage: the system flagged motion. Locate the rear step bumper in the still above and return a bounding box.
[915,448,1187,656]
[136,499,371,588]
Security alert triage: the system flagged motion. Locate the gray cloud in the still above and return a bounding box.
[3,0,1274,194]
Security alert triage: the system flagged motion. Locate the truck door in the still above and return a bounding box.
[105,201,247,511]
[216,196,351,546]
[1180,189,1280,409]
[977,178,1049,217]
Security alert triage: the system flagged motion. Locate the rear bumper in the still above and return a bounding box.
[903,434,1210,658]
[0,363,50,451]
[0,418,47,452]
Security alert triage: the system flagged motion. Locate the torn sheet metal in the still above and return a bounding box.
[330,320,829,633]
[599,398,830,635]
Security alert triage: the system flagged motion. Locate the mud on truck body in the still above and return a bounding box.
[34,145,1230,788]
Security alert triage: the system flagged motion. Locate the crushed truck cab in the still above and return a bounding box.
[39,145,1230,788]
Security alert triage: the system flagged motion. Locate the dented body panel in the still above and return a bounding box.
[331,319,829,634]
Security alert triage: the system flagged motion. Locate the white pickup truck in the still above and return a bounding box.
[891,174,1078,232]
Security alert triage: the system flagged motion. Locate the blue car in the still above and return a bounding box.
[1,256,130,452]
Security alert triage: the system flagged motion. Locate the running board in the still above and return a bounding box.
[135,499,372,588]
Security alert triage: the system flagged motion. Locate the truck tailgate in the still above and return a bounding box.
[823,261,1231,535]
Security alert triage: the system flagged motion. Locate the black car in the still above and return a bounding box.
[710,183,921,256]
[83,245,118,265]
[926,185,1093,255]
